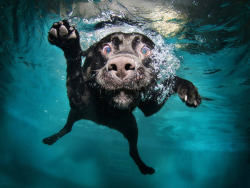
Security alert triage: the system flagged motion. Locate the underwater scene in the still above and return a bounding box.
[0,0,249,187]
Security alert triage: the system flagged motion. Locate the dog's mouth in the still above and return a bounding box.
[96,66,154,91]
[108,89,140,110]
[95,68,152,110]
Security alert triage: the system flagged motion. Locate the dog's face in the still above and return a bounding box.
[84,32,156,110]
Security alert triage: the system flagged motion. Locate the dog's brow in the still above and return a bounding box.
[132,36,141,50]
[111,36,123,49]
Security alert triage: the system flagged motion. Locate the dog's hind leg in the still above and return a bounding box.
[43,109,80,145]
[115,114,155,175]
[126,127,155,175]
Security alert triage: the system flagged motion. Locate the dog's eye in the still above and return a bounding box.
[141,46,151,56]
[103,45,112,54]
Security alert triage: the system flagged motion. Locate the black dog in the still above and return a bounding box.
[43,20,201,175]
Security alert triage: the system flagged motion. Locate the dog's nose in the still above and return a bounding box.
[108,57,135,79]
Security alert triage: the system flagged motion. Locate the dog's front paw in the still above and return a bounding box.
[177,80,201,107]
[48,20,80,50]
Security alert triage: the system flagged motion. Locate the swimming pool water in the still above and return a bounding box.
[0,0,249,187]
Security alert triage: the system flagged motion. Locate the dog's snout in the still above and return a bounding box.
[108,57,135,79]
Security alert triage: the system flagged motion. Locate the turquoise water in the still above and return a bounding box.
[0,0,249,187]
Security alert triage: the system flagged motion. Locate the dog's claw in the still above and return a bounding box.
[194,100,198,106]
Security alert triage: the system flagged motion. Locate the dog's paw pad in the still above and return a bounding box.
[68,30,77,39]
[48,20,79,49]
[49,28,57,38]
[59,25,69,36]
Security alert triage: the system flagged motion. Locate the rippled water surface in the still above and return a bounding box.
[0,0,249,187]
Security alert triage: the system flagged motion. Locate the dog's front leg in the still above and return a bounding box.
[48,20,86,109]
[43,109,80,145]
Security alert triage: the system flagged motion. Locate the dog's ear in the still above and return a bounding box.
[81,50,87,57]
[83,43,98,58]
[82,43,100,81]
